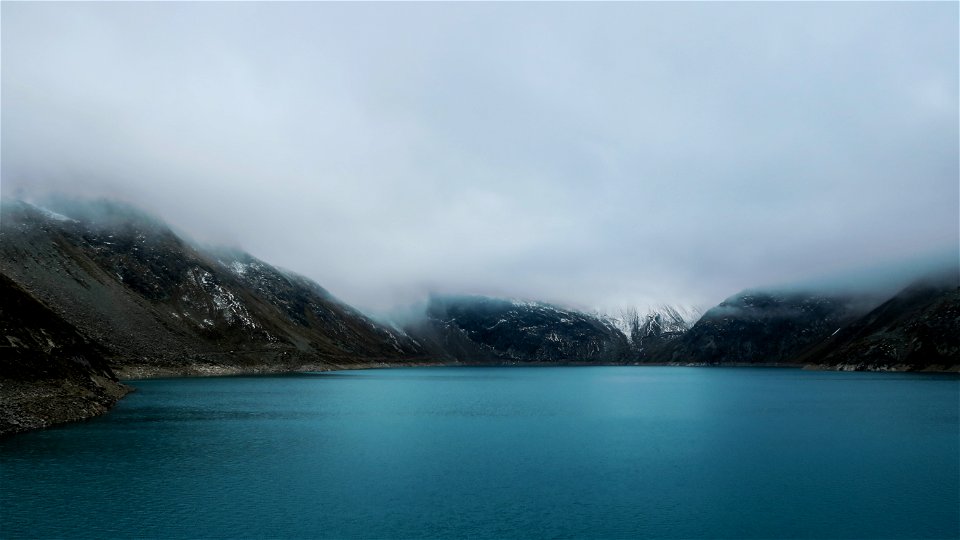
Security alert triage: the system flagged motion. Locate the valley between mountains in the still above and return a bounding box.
[2,199,957,435]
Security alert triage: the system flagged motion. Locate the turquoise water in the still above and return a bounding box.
[1,367,958,539]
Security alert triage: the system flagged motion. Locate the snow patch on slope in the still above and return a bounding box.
[26,202,77,223]
[187,267,259,329]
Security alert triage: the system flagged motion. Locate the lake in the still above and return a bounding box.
[1,367,958,539]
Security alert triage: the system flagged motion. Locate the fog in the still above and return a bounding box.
[2,2,957,315]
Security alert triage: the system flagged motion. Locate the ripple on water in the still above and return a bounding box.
[1,367,958,539]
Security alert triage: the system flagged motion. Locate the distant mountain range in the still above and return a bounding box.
[2,198,957,434]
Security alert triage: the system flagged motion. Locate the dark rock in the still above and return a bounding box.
[0,272,130,436]
[0,199,427,374]
[797,279,960,369]
[655,274,959,370]
[408,295,631,363]
[657,291,864,364]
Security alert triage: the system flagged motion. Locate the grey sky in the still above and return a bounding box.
[2,2,957,315]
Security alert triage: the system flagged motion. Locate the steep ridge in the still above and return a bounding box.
[0,272,130,435]
[797,280,960,370]
[408,295,632,363]
[656,291,866,365]
[0,200,425,376]
[654,277,959,370]
[4,197,956,436]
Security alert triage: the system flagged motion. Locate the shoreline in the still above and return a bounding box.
[114,359,959,382]
[112,360,457,381]
[0,375,133,438]
[4,360,956,438]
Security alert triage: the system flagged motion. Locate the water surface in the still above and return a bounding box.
[2,367,958,538]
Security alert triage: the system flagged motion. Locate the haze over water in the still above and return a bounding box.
[2,367,957,539]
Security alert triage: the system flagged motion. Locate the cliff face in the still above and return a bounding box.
[408,295,632,363]
[0,272,130,436]
[0,200,426,376]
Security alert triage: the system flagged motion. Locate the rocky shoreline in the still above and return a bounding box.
[4,360,956,438]
[802,362,959,373]
[0,361,452,437]
[0,375,132,437]
[3,200,956,438]
[112,360,454,380]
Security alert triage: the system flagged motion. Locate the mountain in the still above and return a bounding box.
[655,275,959,370]
[605,305,701,358]
[0,199,426,377]
[0,272,129,435]
[656,290,867,365]
[2,197,956,434]
[797,279,960,370]
[407,295,632,363]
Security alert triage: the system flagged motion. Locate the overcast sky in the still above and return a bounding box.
[2,2,957,315]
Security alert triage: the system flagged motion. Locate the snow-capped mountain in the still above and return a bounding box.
[2,197,956,381]
[601,305,702,355]
[3,197,956,436]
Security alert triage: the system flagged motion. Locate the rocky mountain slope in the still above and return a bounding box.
[2,197,957,435]
[654,275,959,370]
[796,280,960,370]
[605,305,702,359]
[0,199,426,377]
[656,291,864,364]
[407,295,632,363]
[0,272,129,435]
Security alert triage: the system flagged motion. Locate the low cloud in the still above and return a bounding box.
[2,2,957,315]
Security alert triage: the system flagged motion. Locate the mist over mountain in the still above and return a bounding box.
[3,2,956,314]
[796,276,960,368]
[405,295,632,364]
[1,196,957,433]
[0,199,427,377]
[658,291,870,365]
[4,197,956,371]
[761,252,960,308]
[656,268,958,370]
[606,305,703,357]
[2,7,958,539]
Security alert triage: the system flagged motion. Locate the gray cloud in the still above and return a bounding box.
[2,2,957,315]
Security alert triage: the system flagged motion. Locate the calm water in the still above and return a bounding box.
[1,367,958,539]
